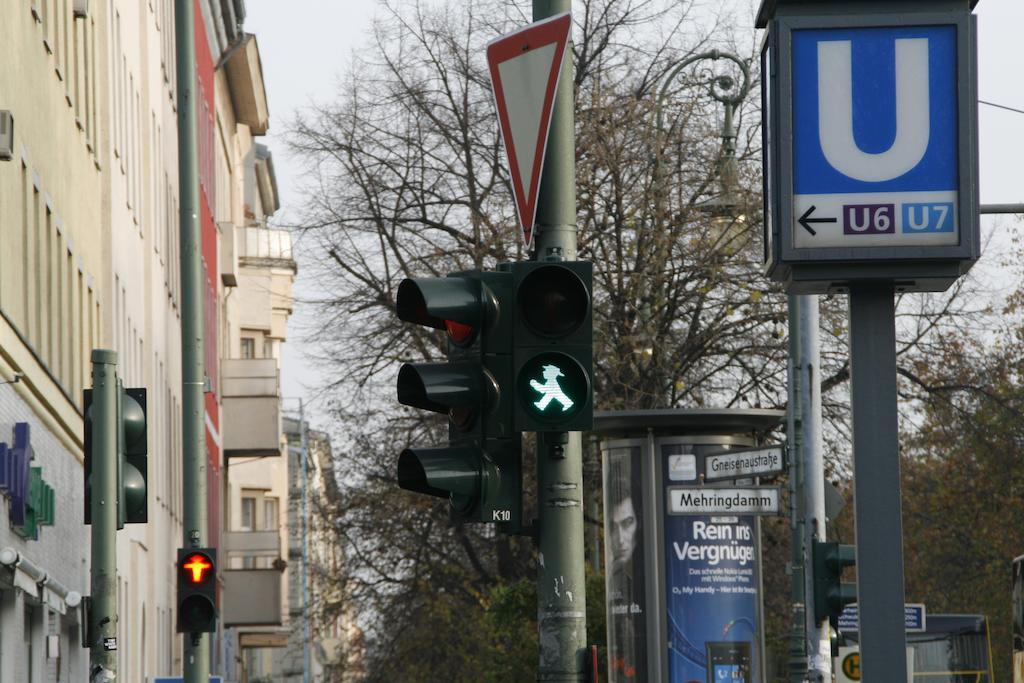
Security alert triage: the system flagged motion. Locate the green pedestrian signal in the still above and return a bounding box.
[530,364,573,411]
[518,352,589,425]
[511,261,593,432]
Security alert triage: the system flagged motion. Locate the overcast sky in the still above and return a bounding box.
[244,0,1024,430]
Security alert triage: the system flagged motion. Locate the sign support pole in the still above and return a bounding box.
[798,295,832,681]
[532,0,587,680]
[175,0,209,679]
[848,284,907,679]
[89,350,119,682]
[786,295,807,683]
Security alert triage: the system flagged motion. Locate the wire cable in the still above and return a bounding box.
[980,99,1024,115]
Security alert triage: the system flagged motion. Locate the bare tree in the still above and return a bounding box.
[285,0,1006,677]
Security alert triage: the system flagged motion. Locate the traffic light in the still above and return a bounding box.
[394,271,522,530]
[84,386,148,527]
[510,261,593,432]
[812,540,857,625]
[176,547,217,633]
[118,387,147,525]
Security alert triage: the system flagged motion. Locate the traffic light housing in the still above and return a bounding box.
[812,541,857,625]
[176,547,218,633]
[84,386,148,527]
[510,261,593,432]
[119,387,147,525]
[395,271,522,531]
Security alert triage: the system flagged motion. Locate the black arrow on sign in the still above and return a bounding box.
[798,205,837,236]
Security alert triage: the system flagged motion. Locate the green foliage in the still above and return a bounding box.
[360,568,606,682]
[900,336,1024,683]
[486,578,538,679]
[483,566,608,680]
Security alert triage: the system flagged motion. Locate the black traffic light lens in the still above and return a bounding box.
[397,447,482,505]
[180,595,215,627]
[516,352,589,425]
[518,265,589,338]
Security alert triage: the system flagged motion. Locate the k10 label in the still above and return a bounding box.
[842,202,954,235]
[793,191,959,248]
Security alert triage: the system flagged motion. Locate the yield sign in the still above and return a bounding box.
[487,12,571,247]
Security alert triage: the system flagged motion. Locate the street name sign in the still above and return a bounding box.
[703,444,786,482]
[667,486,781,516]
[487,13,571,247]
[837,603,927,633]
[759,1,980,293]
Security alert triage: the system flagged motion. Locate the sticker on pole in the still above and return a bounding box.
[487,12,571,247]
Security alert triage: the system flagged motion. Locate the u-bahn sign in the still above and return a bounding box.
[758,0,981,293]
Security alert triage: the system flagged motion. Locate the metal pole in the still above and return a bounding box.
[532,1,587,680]
[785,296,806,683]
[301,401,311,683]
[175,0,209,680]
[979,203,1024,214]
[848,284,907,680]
[797,296,831,682]
[89,350,119,683]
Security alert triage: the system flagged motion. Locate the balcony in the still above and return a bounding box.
[222,358,281,457]
[222,529,280,558]
[238,226,294,271]
[223,34,269,135]
[222,569,283,626]
[221,529,284,627]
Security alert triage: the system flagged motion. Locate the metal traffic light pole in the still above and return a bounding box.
[175,0,210,680]
[88,350,119,681]
[531,1,588,680]
[795,295,832,682]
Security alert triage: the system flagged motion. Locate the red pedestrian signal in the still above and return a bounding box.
[176,548,217,633]
[183,553,213,583]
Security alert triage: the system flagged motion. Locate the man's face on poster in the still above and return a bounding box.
[611,496,638,565]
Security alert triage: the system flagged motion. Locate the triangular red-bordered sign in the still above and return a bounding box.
[487,13,572,248]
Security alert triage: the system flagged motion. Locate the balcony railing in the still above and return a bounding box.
[238,226,294,269]
[222,569,283,626]
[222,358,281,457]
[222,529,280,558]
[221,530,284,626]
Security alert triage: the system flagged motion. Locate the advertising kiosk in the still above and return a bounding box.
[596,409,785,683]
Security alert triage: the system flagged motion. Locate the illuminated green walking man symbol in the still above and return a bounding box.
[530,364,574,412]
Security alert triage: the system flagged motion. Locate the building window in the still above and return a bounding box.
[240,337,255,359]
[240,496,256,531]
[25,603,35,683]
[263,497,278,532]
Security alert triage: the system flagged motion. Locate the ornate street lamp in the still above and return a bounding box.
[654,50,752,226]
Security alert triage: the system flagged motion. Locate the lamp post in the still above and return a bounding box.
[654,50,752,217]
[652,51,820,683]
[653,51,752,269]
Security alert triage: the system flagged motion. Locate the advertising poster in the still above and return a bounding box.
[604,446,647,681]
[663,445,762,683]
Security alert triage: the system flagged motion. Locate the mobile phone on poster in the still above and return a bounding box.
[705,641,751,682]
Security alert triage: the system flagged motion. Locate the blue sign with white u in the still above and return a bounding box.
[791,26,960,249]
